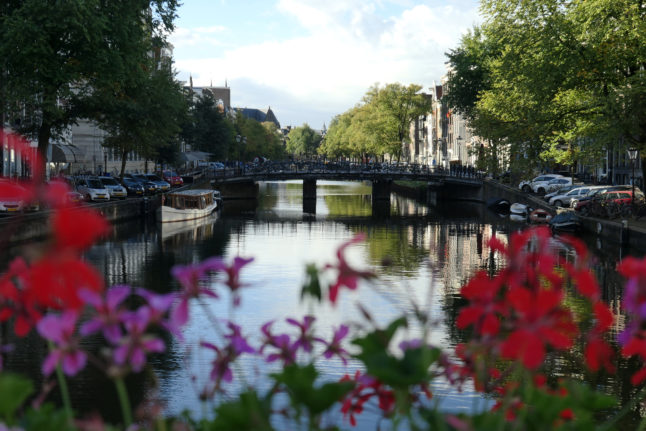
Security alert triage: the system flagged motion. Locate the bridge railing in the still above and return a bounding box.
[205,161,484,181]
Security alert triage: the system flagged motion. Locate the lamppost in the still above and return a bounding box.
[628,147,639,204]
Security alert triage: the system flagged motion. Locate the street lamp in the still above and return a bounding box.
[628,147,639,204]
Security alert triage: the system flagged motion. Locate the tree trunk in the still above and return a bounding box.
[36,122,52,183]
[120,149,128,180]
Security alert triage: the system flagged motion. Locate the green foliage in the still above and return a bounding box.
[301,263,323,301]
[446,0,646,173]
[318,83,431,161]
[271,364,355,417]
[21,404,76,431]
[206,390,274,431]
[286,124,322,157]
[234,113,286,161]
[0,373,32,425]
[189,92,233,160]
[352,318,441,389]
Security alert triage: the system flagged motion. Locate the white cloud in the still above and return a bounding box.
[171,1,481,127]
[170,26,228,49]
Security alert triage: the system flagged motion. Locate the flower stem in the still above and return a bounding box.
[115,377,133,427]
[55,363,73,423]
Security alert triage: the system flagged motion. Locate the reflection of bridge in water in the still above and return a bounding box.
[209,162,484,214]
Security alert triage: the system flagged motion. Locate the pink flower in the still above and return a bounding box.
[321,325,351,365]
[79,285,130,344]
[201,342,234,383]
[170,260,221,327]
[224,322,255,355]
[37,311,87,376]
[113,307,166,372]
[286,315,318,353]
[260,321,297,365]
[136,288,181,339]
[211,257,254,306]
[325,233,374,304]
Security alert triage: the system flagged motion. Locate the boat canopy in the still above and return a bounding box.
[165,190,214,210]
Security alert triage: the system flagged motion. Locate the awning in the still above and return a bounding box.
[179,151,213,163]
[51,143,84,163]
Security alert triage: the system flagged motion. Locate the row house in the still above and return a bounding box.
[406,77,476,169]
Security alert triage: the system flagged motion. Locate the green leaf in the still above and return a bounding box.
[22,404,76,431]
[209,390,274,431]
[0,373,33,423]
[301,263,322,302]
[271,364,355,416]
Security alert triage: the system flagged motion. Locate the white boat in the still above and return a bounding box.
[509,203,529,222]
[157,189,218,223]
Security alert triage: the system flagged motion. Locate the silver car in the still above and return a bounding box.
[99,176,128,200]
[75,176,110,202]
[549,186,602,207]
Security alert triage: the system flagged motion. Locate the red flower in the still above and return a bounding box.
[457,271,504,335]
[500,287,577,369]
[585,337,615,373]
[325,233,374,304]
[560,408,574,421]
[53,207,109,251]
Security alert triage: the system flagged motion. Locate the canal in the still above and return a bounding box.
[3,180,644,428]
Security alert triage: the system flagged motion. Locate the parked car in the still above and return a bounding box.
[543,177,574,194]
[124,174,157,195]
[571,185,642,210]
[543,185,580,202]
[121,177,145,196]
[143,174,171,192]
[573,190,635,216]
[46,179,84,206]
[532,175,569,195]
[0,179,32,213]
[75,176,110,202]
[548,186,600,208]
[161,170,183,187]
[518,174,564,194]
[99,176,128,200]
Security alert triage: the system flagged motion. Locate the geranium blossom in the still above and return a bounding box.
[79,285,130,343]
[113,307,166,372]
[320,324,351,365]
[210,257,254,306]
[170,259,221,327]
[324,233,374,304]
[37,311,86,376]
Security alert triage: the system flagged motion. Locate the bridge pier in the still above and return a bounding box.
[303,178,316,214]
[372,179,392,217]
[218,180,258,200]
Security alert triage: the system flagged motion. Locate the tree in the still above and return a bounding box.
[286,124,322,158]
[0,0,180,177]
[190,92,233,161]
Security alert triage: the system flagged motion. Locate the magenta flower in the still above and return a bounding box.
[170,259,221,327]
[211,257,254,306]
[136,288,181,339]
[324,233,374,304]
[37,311,87,376]
[320,325,351,365]
[260,321,297,365]
[79,285,130,343]
[201,342,234,383]
[113,307,166,372]
[224,322,256,355]
[286,315,318,353]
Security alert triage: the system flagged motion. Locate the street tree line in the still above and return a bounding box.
[317,83,431,162]
[443,0,646,178]
[0,1,286,179]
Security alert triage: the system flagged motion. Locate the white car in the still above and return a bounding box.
[543,177,573,194]
[75,177,111,202]
[99,176,128,200]
[549,186,599,207]
[519,174,564,194]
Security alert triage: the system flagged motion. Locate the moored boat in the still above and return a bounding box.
[157,189,218,223]
[529,208,552,224]
[509,203,529,222]
[549,211,581,233]
[486,197,511,215]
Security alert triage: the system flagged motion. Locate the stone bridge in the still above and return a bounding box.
[208,161,483,213]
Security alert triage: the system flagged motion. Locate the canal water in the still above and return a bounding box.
[4,180,644,428]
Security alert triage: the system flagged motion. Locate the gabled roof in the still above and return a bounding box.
[236,106,280,128]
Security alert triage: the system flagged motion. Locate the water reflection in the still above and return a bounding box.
[3,180,643,426]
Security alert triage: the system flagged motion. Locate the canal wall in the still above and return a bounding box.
[419,178,646,248]
[0,196,160,245]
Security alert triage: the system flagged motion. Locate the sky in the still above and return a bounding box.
[169,0,482,130]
